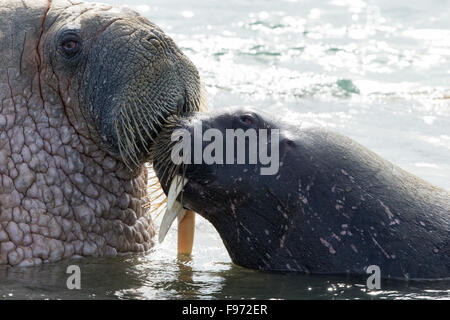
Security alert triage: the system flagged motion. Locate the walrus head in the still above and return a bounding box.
[42,1,203,168]
[152,108,296,270]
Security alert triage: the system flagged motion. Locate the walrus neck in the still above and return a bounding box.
[0,85,154,266]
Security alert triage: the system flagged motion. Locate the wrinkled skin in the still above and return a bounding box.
[0,0,203,266]
[154,108,450,280]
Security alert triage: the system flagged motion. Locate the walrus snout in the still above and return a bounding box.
[88,28,202,167]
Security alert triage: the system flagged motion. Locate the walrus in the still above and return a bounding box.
[0,0,204,266]
[153,108,450,280]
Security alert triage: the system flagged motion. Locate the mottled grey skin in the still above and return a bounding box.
[0,0,203,266]
[155,108,450,280]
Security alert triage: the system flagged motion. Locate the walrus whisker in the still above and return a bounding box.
[128,101,151,155]
[157,160,172,187]
[133,97,156,142]
[120,108,135,147]
[123,124,140,167]
[116,107,139,169]
[146,181,162,189]
[123,106,142,162]
[136,102,158,135]
[117,127,135,169]
[147,195,167,217]
[144,170,167,218]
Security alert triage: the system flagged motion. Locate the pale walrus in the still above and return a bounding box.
[153,108,450,280]
[0,0,204,266]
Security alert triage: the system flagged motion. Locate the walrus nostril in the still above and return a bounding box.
[143,36,161,50]
[145,34,157,42]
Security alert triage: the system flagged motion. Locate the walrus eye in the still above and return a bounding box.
[63,40,78,51]
[58,32,83,59]
[286,139,295,147]
[240,114,254,126]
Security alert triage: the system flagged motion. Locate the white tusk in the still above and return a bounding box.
[159,202,186,243]
[158,176,189,243]
[166,175,187,212]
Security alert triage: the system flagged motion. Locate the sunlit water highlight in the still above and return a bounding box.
[1,0,449,299]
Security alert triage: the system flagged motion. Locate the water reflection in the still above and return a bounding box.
[1,255,448,300]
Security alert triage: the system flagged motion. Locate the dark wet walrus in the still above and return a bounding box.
[0,0,204,266]
[154,108,450,280]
